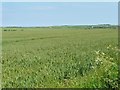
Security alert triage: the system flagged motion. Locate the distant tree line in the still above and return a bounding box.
[3,29,24,31]
[86,24,117,29]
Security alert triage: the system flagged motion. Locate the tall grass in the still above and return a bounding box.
[2,28,118,88]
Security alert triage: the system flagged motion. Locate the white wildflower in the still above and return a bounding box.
[95,59,98,62]
[102,52,105,55]
[95,50,100,55]
[110,58,113,60]
[91,66,94,69]
[101,61,103,64]
[106,57,108,59]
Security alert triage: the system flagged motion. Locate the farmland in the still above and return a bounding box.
[2,26,119,88]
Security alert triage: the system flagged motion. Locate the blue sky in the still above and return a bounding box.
[2,2,118,27]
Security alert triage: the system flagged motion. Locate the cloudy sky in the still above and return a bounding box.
[2,2,118,27]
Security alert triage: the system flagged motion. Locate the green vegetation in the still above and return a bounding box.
[2,27,119,88]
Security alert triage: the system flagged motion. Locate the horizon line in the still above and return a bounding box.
[1,24,118,28]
